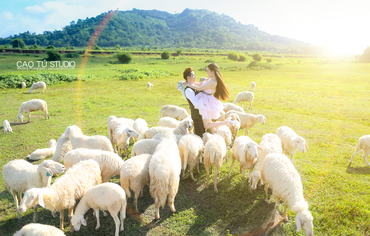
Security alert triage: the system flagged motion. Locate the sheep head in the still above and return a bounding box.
[71,214,87,231]
[296,210,314,236]
[17,114,24,123]
[249,170,261,190]
[257,115,266,125]
[18,189,42,213]
[293,136,308,153]
[49,139,57,148]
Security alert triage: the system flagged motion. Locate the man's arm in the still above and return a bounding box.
[185,87,196,104]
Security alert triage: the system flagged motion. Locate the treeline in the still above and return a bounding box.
[0,8,330,55]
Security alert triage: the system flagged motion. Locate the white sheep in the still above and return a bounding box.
[147,82,153,90]
[2,159,65,221]
[263,153,314,236]
[120,154,152,212]
[133,118,148,141]
[225,111,266,136]
[225,113,241,142]
[29,81,46,93]
[159,105,189,121]
[223,103,245,113]
[21,82,26,89]
[144,119,192,139]
[249,133,283,190]
[17,99,50,123]
[350,135,370,166]
[149,131,181,219]
[28,139,57,161]
[213,110,226,122]
[227,135,262,189]
[13,223,66,236]
[152,133,183,144]
[52,133,73,163]
[131,139,160,157]
[64,125,114,152]
[203,132,227,193]
[178,134,204,181]
[108,116,134,144]
[216,125,232,149]
[158,116,180,128]
[71,183,126,236]
[112,122,139,157]
[64,148,124,183]
[276,126,309,161]
[250,81,256,91]
[18,159,102,230]
[233,91,254,109]
[3,120,12,134]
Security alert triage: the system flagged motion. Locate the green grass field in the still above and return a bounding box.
[0,53,369,235]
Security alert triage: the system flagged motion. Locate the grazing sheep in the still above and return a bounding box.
[178,134,204,181]
[2,159,65,221]
[52,133,73,163]
[149,131,181,219]
[112,123,138,157]
[133,118,148,141]
[64,125,114,152]
[64,148,124,183]
[223,103,245,113]
[144,119,192,139]
[227,136,262,189]
[28,139,57,160]
[233,91,254,109]
[13,223,66,236]
[159,105,189,121]
[108,116,134,144]
[350,135,370,166]
[276,126,308,161]
[17,99,50,123]
[147,82,153,90]
[120,154,152,212]
[21,82,26,89]
[250,81,256,91]
[263,153,314,236]
[18,160,102,230]
[249,133,282,190]
[203,133,227,193]
[158,116,180,128]
[225,111,266,136]
[29,81,46,93]
[131,139,160,157]
[3,120,12,134]
[71,183,126,236]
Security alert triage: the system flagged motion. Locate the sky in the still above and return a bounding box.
[0,0,369,55]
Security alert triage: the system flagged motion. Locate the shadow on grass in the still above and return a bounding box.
[346,163,370,175]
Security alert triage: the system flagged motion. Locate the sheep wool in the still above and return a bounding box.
[17,99,50,123]
[350,135,370,166]
[13,223,66,236]
[225,111,266,136]
[29,81,46,93]
[52,133,73,163]
[28,139,57,161]
[276,126,308,161]
[131,139,160,157]
[233,91,254,110]
[178,134,204,181]
[3,120,12,134]
[159,105,189,121]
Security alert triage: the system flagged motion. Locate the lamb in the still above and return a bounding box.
[147,82,153,90]
[276,126,308,161]
[17,99,50,123]
[225,111,266,136]
[149,131,181,219]
[120,154,152,212]
[249,133,283,190]
[131,139,160,157]
[2,159,65,221]
[177,134,204,181]
[350,135,370,166]
[52,133,74,163]
[159,104,189,121]
[226,113,241,142]
[21,81,26,89]
[3,120,12,134]
[64,125,114,152]
[262,153,314,236]
[223,103,245,113]
[18,159,102,230]
[28,139,57,160]
[202,132,227,193]
[64,148,124,183]
[233,91,254,109]
[144,119,192,139]
[71,183,126,236]
[112,122,139,157]
[133,118,148,141]
[158,116,180,128]
[227,136,262,189]
[29,81,46,93]
[13,223,66,236]
[250,81,256,91]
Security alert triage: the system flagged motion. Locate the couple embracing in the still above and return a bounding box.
[181,63,236,137]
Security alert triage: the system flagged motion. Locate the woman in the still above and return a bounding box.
[185,63,234,133]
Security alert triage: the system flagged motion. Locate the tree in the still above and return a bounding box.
[117,52,132,63]
[46,45,55,49]
[11,38,26,48]
[228,51,239,61]
[359,46,370,63]
[252,53,262,62]
[161,51,170,59]
[46,50,62,61]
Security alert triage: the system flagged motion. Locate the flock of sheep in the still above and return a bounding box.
[2,80,369,236]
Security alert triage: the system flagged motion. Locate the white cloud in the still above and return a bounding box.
[0,11,14,20]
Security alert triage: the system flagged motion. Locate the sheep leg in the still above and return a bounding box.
[205,166,210,188]
[197,161,200,174]
[264,183,269,202]
[18,192,22,203]
[241,168,245,189]
[282,204,288,222]
[213,168,219,193]
[60,210,64,230]
[68,207,74,232]
[350,148,358,163]
[120,206,126,231]
[134,193,139,212]
[182,168,186,180]
[290,154,294,162]
[140,185,144,198]
[272,197,280,223]
[33,205,38,222]
[11,190,21,220]
[155,201,160,219]
[227,157,235,178]
[27,112,31,123]
[95,209,100,229]
[244,128,249,136]
[101,209,108,217]
[110,211,120,236]
[190,165,195,181]
[168,195,176,213]
[363,152,370,166]
[51,211,57,218]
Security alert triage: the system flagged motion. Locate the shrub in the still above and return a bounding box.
[46,50,62,61]
[11,39,26,48]
[29,44,38,49]
[161,51,170,59]
[64,53,80,58]
[46,45,55,49]
[119,69,171,81]
[266,58,273,63]
[176,49,182,55]
[228,51,239,61]
[93,44,101,50]
[115,44,121,49]
[117,53,132,64]
[252,53,262,62]
[238,54,247,62]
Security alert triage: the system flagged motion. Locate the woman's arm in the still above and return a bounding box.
[186,79,216,91]
[194,81,204,86]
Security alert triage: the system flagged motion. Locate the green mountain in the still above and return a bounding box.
[0,8,328,54]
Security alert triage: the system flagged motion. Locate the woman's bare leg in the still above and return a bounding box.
[202,119,229,134]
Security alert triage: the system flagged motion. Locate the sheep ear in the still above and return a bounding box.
[81,218,87,226]
[292,139,297,149]
[38,193,45,207]
[295,214,301,231]
[305,143,309,149]
[45,168,53,177]
[64,127,70,137]
[258,145,263,151]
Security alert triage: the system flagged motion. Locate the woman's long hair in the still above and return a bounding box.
[208,63,230,101]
